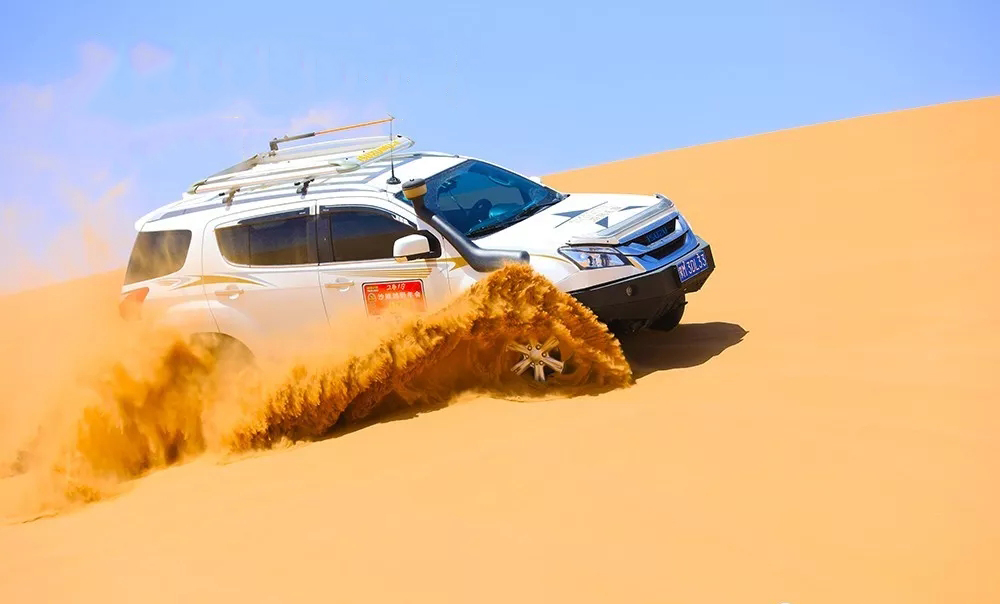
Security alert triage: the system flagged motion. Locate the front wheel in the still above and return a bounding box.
[506,335,567,382]
[648,298,686,332]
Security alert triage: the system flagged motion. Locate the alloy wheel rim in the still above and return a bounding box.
[506,335,565,382]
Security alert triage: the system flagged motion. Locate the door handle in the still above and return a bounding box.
[214,286,244,299]
[324,279,355,291]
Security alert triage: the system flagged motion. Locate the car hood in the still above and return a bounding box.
[475,193,665,252]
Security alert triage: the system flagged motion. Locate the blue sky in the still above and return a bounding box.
[0,0,997,286]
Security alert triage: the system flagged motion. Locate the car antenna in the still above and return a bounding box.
[386,114,401,185]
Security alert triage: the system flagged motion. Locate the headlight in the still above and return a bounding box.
[558,246,628,269]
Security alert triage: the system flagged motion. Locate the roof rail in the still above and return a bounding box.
[217,180,387,201]
[191,158,391,196]
[221,180,387,208]
[189,134,414,195]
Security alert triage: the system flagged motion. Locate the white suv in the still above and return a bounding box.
[120,121,715,379]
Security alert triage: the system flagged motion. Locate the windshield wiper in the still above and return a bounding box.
[513,200,556,220]
[466,199,561,238]
[466,222,511,238]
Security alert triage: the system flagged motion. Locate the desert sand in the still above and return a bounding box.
[0,96,997,603]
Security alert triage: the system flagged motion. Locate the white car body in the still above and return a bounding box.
[120,129,715,363]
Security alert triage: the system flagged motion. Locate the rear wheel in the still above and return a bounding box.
[190,333,255,371]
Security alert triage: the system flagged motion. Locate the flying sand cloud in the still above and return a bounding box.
[0,41,380,291]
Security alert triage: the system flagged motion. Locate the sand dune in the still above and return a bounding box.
[1,97,998,603]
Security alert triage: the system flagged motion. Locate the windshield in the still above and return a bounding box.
[395,160,566,238]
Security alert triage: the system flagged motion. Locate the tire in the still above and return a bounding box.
[648,298,686,332]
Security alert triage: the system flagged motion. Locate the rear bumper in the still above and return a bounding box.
[569,239,715,322]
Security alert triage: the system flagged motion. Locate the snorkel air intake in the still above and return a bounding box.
[402,178,530,272]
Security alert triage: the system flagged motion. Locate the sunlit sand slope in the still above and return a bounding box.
[1,96,997,603]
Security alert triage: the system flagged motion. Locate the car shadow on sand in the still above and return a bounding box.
[618,321,748,379]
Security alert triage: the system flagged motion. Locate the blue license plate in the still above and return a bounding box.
[676,250,709,282]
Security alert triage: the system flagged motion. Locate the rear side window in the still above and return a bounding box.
[326,208,418,262]
[216,226,250,264]
[216,211,315,266]
[124,230,192,285]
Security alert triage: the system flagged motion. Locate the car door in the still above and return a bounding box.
[316,201,452,324]
[203,202,328,356]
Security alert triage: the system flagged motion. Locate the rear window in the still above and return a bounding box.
[124,230,192,285]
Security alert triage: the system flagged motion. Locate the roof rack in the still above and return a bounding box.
[268,117,394,151]
[187,117,414,196]
[213,180,387,205]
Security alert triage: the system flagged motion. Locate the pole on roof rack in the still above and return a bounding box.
[269,117,395,151]
[386,114,400,185]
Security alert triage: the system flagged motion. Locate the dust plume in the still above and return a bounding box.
[2,264,631,517]
[226,263,631,449]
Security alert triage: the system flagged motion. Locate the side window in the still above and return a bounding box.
[325,208,420,262]
[216,210,315,266]
[216,226,250,265]
[124,230,193,285]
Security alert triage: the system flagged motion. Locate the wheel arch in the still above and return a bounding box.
[188,331,255,363]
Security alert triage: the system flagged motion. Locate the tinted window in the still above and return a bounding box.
[394,160,563,237]
[248,216,312,265]
[124,230,192,285]
[327,209,417,262]
[434,169,526,215]
[216,226,250,265]
[216,212,314,266]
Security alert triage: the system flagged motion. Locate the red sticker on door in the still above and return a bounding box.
[363,280,426,316]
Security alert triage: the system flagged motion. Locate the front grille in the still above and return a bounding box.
[628,218,677,247]
[648,232,688,260]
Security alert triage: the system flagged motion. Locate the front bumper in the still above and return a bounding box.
[569,239,715,322]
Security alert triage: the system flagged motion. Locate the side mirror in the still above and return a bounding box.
[528,176,543,184]
[393,233,431,261]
